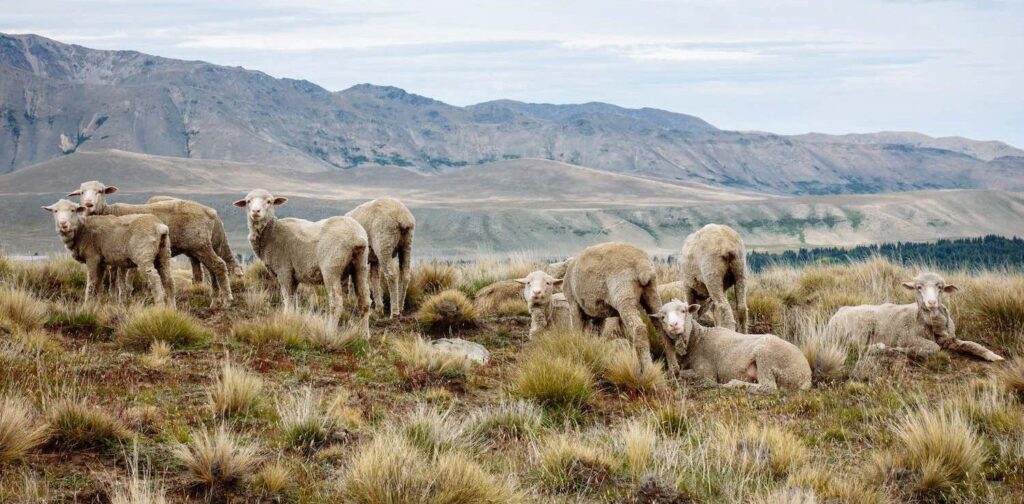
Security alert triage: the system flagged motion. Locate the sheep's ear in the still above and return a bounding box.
[648,313,663,320]
[103,186,118,194]
[42,205,56,213]
[553,278,563,287]
[687,304,701,314]
[272,197,288,206]
[67,189,82,197]
[232,199,248,208]
[514,277,528,285]
[75,205,88,213]
[943,285,959,294]
[901,282,916,290]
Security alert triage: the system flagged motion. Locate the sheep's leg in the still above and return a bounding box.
[563,294,585,333]
[705,276,737,331]
[731,261,748,333]
[193,245,232,308]
[723,379,777,394]
[277,269,297,311]
[84,258,102,304]
[617,303,654,371]
[136,262,166,305]
[368,259,383,313]
[385,256,403,318]
[528,304,548,339]
[396,235,413,315]
[657,326,680,378]
[190,257,204,284]
[322,265,346,319]
[350,247,372,339]
[939,338,1004,362]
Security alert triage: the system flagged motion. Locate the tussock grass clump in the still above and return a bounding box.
[47,399,130,450]
[0,396,48,463]
[997,357,1024,401]
[462,400,543,443]
[242,260,276,291]
[602,342,667,394]
[140,341,172,369]
[530,327,612,373]
[407,262,461,308]
[3,256,86,296]
[536,434,617,493]
[947,380,1024,436]
[46,302,112,340]
[950,274,1024,348]
[651,401,694,437]
[794,316,848,383]
[747,289,784,333]
[416,289,477,333]
[109,450,168,504]
[393,335,475,385]
[254,459,292,496]
[231,315,305,350]
[400,406,468,456]
[172,425,261,488]
[512,356,594,407]
[0,287,49,333]
[119,306,210,349]
[615,420,658,478]
[715,423,809,478]
[241,287,270,311]
[276,387,344,453]
[208,360,264,419]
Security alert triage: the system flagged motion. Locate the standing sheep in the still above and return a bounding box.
[561,242,670,371]
[234,189,370,334]
[43,199,173,305]
[677,224,748,332]
[345,198,415,318]
[515,270,563,338]
[69,181,233,308]
[826,272,1003,362]
[147,195,243,281]
[652,299,811,393]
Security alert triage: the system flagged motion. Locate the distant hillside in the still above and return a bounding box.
[1,33,1022,195]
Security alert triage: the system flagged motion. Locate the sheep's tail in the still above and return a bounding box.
[156,224,172,272]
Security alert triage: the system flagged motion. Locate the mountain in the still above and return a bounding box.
[2,32,1022,195]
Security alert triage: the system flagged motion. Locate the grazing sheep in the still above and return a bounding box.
[345,197,415,318]
[652,299,811,393]
[147,196,243,281]
[43,199,173,305]
[561,242,670,371]
[677,224,748,331]
[69,181,233,308]
[826,272,1004,362]
[515,270,564,338]
[234,190,370,333]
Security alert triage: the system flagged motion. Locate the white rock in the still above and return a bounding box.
[430,338,489,365]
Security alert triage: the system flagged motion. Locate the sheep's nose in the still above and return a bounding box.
[84,202,94,208]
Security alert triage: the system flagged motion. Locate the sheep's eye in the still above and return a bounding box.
[916,285,923,290]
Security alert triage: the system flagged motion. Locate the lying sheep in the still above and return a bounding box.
[234,189,370,333]
[474,279,526,315]
[147,196,243,281]
[69,181,232,308]
[826,272,1003,362]
[561,242,669,370]
[345,197,415,318]
[652,299,811,393]
[677,224,748,331]
[43,199,173,305]
[515,270,564,338]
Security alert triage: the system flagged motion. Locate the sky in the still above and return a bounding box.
[3,0,1022,146]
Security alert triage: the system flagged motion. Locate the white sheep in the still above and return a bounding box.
[677,224,748,331]
[515,270,564,338]
[234,189,370,334]
[345,197,415,318]
[826,272,1003,362]
[561,242,673,372]
[43,199,173,305]
[69,181,233,308]
[147,195,243,281]
[652,299,812,393]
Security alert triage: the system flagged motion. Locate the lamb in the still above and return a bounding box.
[234,189,370,334]
[677,224,748,331]
[43,199,173,305]
[561,242,673,372]
[345,198,415,318]
[826,272,1003,362]
[515,270,564,338]
[69,181,233,308]
[651,299,812,393]
[147,196,243,281]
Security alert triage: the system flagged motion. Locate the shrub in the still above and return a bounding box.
[416,290,477,333]
[172,425,261,488]
[512,355,594,407]
[0,287,48,333]
[602,342,667,394]
[276,387,341,453]
[536,434,617,493]
[208,360,264,419]
[462,400,543,443]
[119,306,210,349]
[47,399,130,450]
[0,396,48,463]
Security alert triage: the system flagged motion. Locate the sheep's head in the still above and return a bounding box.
[649,299,700,353]
[67,180,117,215]
[42,199,86,237]
[903,272,958,313]
[515,270,562,306]
[233,189,287,224]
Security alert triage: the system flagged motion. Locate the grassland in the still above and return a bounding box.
[0,254,1022,503]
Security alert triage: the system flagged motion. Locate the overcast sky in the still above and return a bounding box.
[3,0,1022,145]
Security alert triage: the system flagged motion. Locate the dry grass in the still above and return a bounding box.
[462,400,543,443]
[393,335,475,384]
[529,327,612,373]
[0,396,48,464]
[140,340,172,369]
[208,360,264,419]
[792,314,848,383]
[171,425,261,488]
[997,357,1024,401]
[119,306,211,349]
[512,355,594,407]
[416,289,478,333]
[47,398,130,450]
[407,262,461,308]
[109,448,168,504]
[0,287,49,333]
[536,434,618,493]
[276,387,342,453]
[602,341,668,394]
[254,459,292,496]
[714,422,809,478]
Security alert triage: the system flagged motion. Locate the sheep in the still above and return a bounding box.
[515,270,564,338]
[651,299,812,393]
[42,199,173,305]
[561,242,671,372]
[345,197,415,318]
[474,279,526,314]
[147,196,243,281]
[234,189,370,334]
[69,181,233,308]
[826,272,1004,362]
[677,224,748,331]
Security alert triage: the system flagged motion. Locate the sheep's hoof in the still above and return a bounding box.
[987,352,1005,362]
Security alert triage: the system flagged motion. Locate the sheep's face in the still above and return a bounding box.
[42,199,86,236]
[515,271,562,305]
[903,272,957,312]
[68,181,117,215]
[650,299,700,346]
[234,189,288,224]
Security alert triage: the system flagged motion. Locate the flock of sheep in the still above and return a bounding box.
[42,182,1005,394]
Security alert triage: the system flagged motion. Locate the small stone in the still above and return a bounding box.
[430,338,489,365]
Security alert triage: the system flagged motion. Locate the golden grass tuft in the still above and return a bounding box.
[407,262,461,308]
[208,360,264,419]
[0,287,48,333]
[529,327,612,373]
[602,341,667,394]
[616,420,657,478]
[109,448,168,504]
[416,289,478,333]
[536,434,617,493]
[512,355,594,407]
[254,459,292,496]
[276,387,343,453]
[399,405,468,456]
[119,306,211,349]
[997,357,1024,401]
[140,340,172,369]
[715,422,809,478]
[462,400,543,443]
[172,425,261,488]
[47,399,130,450]
[793,315,848,383]
[0,396,48,464]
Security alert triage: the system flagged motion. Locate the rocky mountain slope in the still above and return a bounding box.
[2,32,1021,195]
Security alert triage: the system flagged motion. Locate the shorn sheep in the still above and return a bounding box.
[561,242,673,372]
[43,199,173,305]
[345,197,415,318]
[652,299,812,393]
[234,189,370,335]
[69,181,233,307]
[826,272,1003,362]
[147,196,243,281]
[677,224,748,331]
[515,270,563,338]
